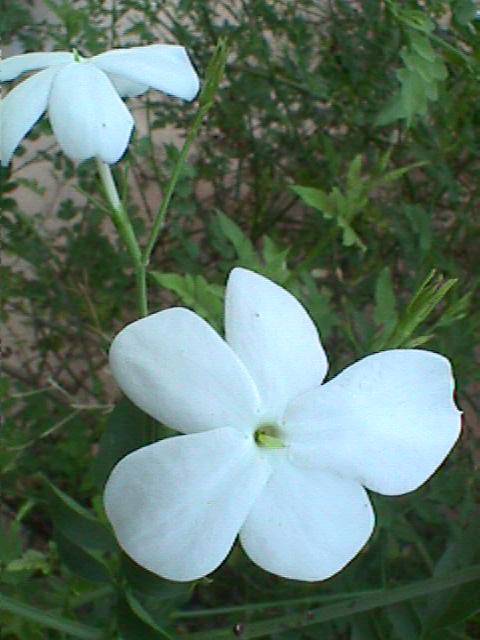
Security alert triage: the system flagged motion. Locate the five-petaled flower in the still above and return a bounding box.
[0,45,199,166]
[104,268,461,582]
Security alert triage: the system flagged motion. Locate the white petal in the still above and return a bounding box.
[48,62,134,163]
[109,308,262,435]
[225,268,328,421]
[92,45,199,101]
[107,72,149,98]
[240,458,374,581]
[0,52,73,82]
[285,350,461,496]
[104,428,271,581]
[1,67,58,167]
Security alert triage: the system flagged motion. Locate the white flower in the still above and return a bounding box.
[0,45,199,166]
[104,268,461,582]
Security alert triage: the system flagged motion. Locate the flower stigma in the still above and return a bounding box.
[254,424,285,449]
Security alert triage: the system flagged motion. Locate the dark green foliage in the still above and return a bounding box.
[1,0,479,638]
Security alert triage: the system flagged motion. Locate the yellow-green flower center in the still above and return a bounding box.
[254,424,284,449]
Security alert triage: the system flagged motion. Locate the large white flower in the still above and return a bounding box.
[104,268,461,582]
[0,45,199,166]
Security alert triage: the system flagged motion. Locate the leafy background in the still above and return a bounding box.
[1,0,479,638]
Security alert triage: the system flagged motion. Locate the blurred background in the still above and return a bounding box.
[1,1,479,638]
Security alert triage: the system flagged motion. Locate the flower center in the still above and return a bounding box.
[254,424,284,449]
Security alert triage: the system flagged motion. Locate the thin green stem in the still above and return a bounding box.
[172,589,382,619]
[142,39,229,269]
[96,160,147,316]
[142,102,213,264]
[96,41,227,318]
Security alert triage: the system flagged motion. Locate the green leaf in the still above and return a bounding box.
[374,267,398,332]
[43,476,115,553]
[124,590,175,639]
[346,155,363,192]
[122,553,191,601]
[386,603,421,639]
[151,272,224,329]
[117,596,161,640]
[409,32,436,62]
[398,9,435,33]
[373,270,456,350]
[291,185,331,213]
[92,398,151,490]
[401,50,447,83]
[424,523,480,632]
[6,549,49,575]
[453,0,477,25]
[397,68,429,122]
[186,565,480,639]
[215,211,260,267]
[351,613,383,639]
[261,236,290,284]
[198,38,229,108]
[403,205,432,254]
[292,185,366,251]
[0,521,22,564]
[0,592,102,639]
[55,531,112,584]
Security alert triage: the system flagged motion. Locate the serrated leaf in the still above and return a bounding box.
[398,68,429,122]
[400,10,435,33]
[375,92,408,126]
[401,49,447,84]
[151,272,224,329]
[292,185,365,250]
[409,32,436,62]
[291,185,331,213]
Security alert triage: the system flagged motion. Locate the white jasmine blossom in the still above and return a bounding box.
[104,268,461,582]
[0,45,199,166]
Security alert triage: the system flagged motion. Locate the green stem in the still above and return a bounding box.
[96,159,147,317]
[142,38,228,270]
[142,101,213,264]
[97,41,227,319]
